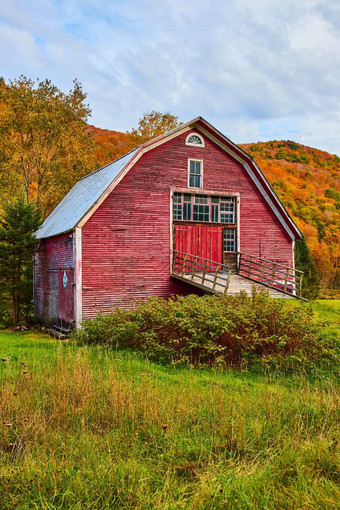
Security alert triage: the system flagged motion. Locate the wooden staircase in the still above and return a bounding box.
[172,251,304,299]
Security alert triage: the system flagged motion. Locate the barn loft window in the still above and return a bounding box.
[185,133,205,147]
[173,193,236,224]
[188,159,203,188]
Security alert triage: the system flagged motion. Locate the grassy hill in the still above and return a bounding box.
[89,125,340,290]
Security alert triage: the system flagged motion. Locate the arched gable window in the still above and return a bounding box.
[185,133,205,147]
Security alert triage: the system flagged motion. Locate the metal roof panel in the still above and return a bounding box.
[35,148,139,239]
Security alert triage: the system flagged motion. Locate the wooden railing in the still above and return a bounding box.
[172,251,233,295]
[237,252,304,298]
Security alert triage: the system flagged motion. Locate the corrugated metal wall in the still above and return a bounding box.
[81,130,293,319]
[34,233,74,326]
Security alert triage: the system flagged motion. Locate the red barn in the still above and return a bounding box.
[34,117,303,329]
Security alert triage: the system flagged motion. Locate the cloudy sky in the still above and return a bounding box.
[1,0,339,154]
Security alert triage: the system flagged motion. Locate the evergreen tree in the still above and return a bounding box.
[295,237,320,300]
[0,199,41,327]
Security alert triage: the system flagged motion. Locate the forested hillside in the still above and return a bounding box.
[240,141,339,289]
[87,125,130,168]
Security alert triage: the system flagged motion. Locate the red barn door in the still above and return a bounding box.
[59,268,74,328]
[174,224,223,263]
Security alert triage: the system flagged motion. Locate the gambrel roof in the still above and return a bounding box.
[35,117,302,240]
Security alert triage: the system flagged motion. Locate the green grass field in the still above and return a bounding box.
[0,301,339,509]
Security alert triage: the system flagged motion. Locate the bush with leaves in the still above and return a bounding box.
[75,289,338,370]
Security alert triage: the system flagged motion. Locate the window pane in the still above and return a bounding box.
[173,194,236,223]
[211,204,219,222]
[194,194,208,204]
[202,206,209,221]
[220,202,234,212]
[223,229,235,252]
[193,204,209,221]
[187,134,203,146]
[189,160,202,188]
[173,192,182,204]
[220,198,235,223]
[190,160,201,175]
[173,204,182,220]
[183,202,191,220]
[194,176,201,187]
[220,213,234,224]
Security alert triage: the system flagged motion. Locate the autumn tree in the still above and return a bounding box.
[0,199,41,327]
[0,76,95,219]
[126,111,180,149]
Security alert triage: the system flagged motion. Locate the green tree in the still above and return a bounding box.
[0,199,41,327]
[0,76,95,219]
[126,110,180,148]
[295,238,320,300]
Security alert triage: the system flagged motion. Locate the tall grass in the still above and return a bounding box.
[0,331,339,509]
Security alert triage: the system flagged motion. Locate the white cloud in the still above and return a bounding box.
[0,26,43,67]
[0,0,339,154]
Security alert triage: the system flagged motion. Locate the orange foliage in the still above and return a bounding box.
[87,126,130,168]
[241,140,340,287]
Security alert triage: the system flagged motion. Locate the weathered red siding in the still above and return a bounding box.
[34,233,74,326]
[81,130,293,319]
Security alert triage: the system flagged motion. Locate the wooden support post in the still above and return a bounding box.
[202,261,208,284]
[172,251,177,273]
[191,256,197,280]
[213,265,220,290]
[284,267,289,292]
[259,260,264,283]
[248,256,253,278]
[270,264,277,288]
[224,268,232,294]
[237,252,242,275]
[181,254,187,277]
[299,273,303,297]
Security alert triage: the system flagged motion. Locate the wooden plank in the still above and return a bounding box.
[181,254,188,276]
[191,256,198,280]
[213,265,220,290]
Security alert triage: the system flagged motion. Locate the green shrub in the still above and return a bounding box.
[75,289,338,369]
